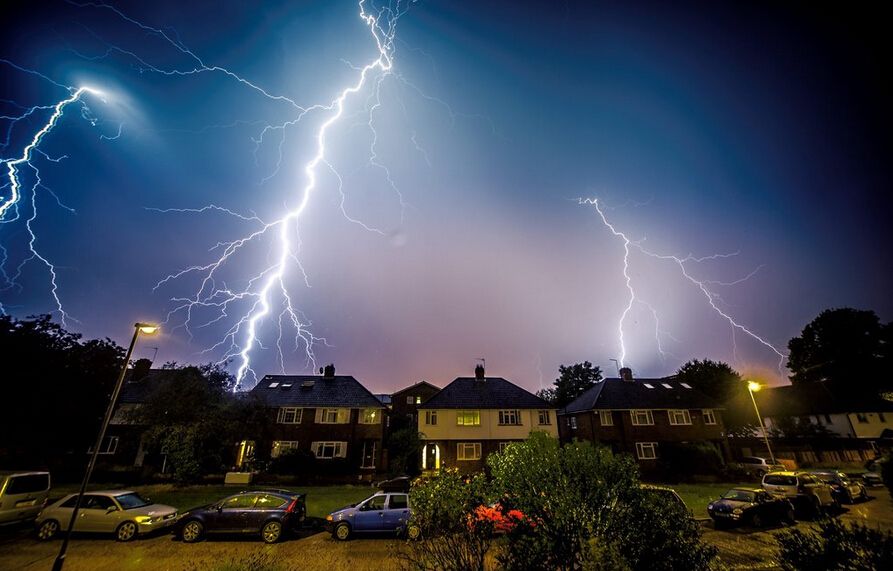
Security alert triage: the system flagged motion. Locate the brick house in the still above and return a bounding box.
[247,365,386,474]
[558,368,729,466]
[390,381,440,426]
[417,366,558,473]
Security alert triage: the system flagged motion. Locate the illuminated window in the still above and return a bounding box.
[668,410,692,425]
[277,407,302,424]
[457,442,481,461]
[415,396,422,404]
[599,410,613,426]
[360,409,380,424]
[702,409,717,425]
[498,410,521,425]
[636,442,658,460]
[317,408,349,424]
[271,441,299,458]
[631,410,654,426]
[456,410,481,426]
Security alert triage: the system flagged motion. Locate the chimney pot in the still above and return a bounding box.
[474,364,485,380]
[323,364,336,378]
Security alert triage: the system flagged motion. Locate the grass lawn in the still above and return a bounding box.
[48,483,375,519]
[659,482,753,516]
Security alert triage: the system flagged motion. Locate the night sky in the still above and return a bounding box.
[2,0,890,393]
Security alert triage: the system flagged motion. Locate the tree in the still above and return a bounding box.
[540,361,603,408]
[386,426,423,476]
[787,308,892,394]
[674,359,750,429]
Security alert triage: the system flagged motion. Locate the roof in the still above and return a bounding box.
[753,384,893,417]
[118,369,178,404]
[391,381,440,397]
[419,377,552,409]
[249,375,384,408]
[563,378,722,413]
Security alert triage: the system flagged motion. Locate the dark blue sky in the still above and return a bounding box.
[2,0,890,392]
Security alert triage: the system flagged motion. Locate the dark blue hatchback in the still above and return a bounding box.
[175,490,306,544]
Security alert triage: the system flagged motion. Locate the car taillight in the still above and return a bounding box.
[286,498,299,513]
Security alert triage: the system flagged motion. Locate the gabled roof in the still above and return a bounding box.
[391,380,440,397]
[118,369,177,404]
[249,375,383,408]
[563,378,721,413]
[419,377,552,409]
[754,384,893,417]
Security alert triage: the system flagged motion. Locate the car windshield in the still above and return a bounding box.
[721,490,755,502]
[115,492,152,510]
[764,475,797,486]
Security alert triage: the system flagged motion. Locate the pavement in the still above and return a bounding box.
[1,491,890,571]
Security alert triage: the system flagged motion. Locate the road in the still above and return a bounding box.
[1,493,890,571]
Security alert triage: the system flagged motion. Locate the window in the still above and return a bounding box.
[83,495,116,510]
[702,409,717,425]
[361,440,378,468]
[661,383,673,389]
[425,410,438,425]
[364,496,386,511]
[635,442,658,460]
[360,409,380,424]
[538,410,551,425]
[4,474,49,494]
[406,396,415,404]
[88,436,119,455]
[277,407,302,424]
[456,410,481,426]
[316,408,349,424]
[256,494,287,509]
[499,441,514,453]
[498,410,521,425]
[457,442,481,461]
[599,410,613,426]
[271,441,299,458]
[223,494,258,509]
[668,410,692,425]
[568,416,578,430]
[312,441,347,459]
[680,382,693,389]
[389,494,408,509]
[631,410,654,426]
[415,396,422,404]
[268,382,279,388]
[643,383,655,389]
[856,413,868,424]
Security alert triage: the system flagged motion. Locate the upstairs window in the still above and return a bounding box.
[631,410,654,426]
[702,409,717,425]
[567,416,578,430]
[498,410,522,425]
[668,410,692,425]
[316,408,349,424]
[456,410,481,426]
[599,410,613,426]
[406,396,415,404]
[360,409,380,424]
[277,407,302,424]
[538,410,551,425]
[425,410,438,425]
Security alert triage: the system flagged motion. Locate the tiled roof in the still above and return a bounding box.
[391,380,440,397]
[419,377,552,409]
[118,369,177,404]
[563,378,721,413]
[249,375,384,408]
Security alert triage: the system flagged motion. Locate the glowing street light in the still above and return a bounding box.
[746,380,776,465]
[53,322,159,571]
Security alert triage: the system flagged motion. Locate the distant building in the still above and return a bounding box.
[558,367,729,466]
[417,365,558,473]
[106,361,171,470]
[390,381,440,426]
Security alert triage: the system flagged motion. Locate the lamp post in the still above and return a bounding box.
[53,323,158,571]
[747,380,776,465]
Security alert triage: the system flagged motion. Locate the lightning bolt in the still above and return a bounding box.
[584,197,787,373]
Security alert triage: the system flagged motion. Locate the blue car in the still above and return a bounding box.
[326,492,419,541]
[174,490,306,544]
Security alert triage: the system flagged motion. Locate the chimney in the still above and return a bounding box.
[474,364,486,380]
[619,367,633,382]
[320,363,336,378]
[132,358,152,381]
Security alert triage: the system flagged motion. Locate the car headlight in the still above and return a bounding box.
[732,508,742,515]
[135,515,156,524]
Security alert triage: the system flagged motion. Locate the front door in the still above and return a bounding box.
[353,495,386,531]
[423,443,440,470]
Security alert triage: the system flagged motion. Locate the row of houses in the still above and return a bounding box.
[106,362,892,477]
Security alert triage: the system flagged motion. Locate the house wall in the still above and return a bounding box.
[418,408,559,441]
[847,412,893,439]
[763,413,855,438]
[391,384,440,424]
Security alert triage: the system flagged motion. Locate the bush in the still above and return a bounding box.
[655,441,724,483]
[268,449,316,477]
[776,518,893,570]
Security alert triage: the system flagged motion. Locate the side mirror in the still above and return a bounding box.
[106,506,118,513]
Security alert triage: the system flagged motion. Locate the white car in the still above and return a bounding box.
[0,471,51,526]
[36,491,178,542]
[738,456,785,478]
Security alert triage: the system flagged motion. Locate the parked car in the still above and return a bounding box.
[374,476,412,493]
[175,490,306,544]
[0,471,51,526]
[761,472,837,517]
[809,470,868,504]
[707,487,795,528]
[862,458,886,486]
[326,492,419,541]
[36,491,177,541]
[738,456,786,478]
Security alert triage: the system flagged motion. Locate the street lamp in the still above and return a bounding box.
[53,322,158,571]
[746,380,776,465]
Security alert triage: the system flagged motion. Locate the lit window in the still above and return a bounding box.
[457,442,481,461]
[425,410,438,425]
[631,410,654,426]
[277,407,302,424]
[702,409,717,425]
[415,396,422,404]
[568,416,578,430]
[271,441,299,458]
[538,410,551,425]
[360,409,380,424]
[680,382,693,389]
[268,382,280,388]
[457,410,481,426]
[317,408,349,424]
[636,442,658,460]
[661,383,673,389]
[643,383,655,389]
[599,410,613,426]
[668,410,692,425]
[312,441,346,459]
[498,410,521,425]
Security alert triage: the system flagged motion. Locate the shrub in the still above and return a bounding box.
[655,441,724,483]
[776,518,893,570]
[268,448,316,477]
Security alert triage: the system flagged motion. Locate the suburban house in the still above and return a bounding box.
[416,366,558,473]
[390,381,440,426]
[105,360,170,471]
[246,365,386,475]
[558,368,728,466]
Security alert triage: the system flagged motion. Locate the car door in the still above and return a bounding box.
[217,494,258,532]
[79,495,118,533]
[353,495,387,531]
[381,494,410,532]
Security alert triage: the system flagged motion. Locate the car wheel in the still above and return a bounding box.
[37,520,59,541]
[333,522,351,541]
[262,521,282,544]
[116,521,138,542]
[181,520,204,543]
[406,523,421,541]
[750,513,763,528]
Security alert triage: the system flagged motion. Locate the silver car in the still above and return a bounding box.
[36,491,178,541]
[0,471,51,525]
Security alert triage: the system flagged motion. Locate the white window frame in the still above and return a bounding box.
[631,410,654,426]
[702,409,717,425]
[89,436,119,455]
[271,440,299,458]
[360,441,378,468]
[457,442,482,461]
[359,409,380,424]
[498,409,521,426]
[668,409,692,426]
[316,408,349,424]
[499,441,514,453]
[599,410,613,426]
[406,396,415,404]
[312,441,347,459]
[635,442,658,460]
[456,410,481,426]
[538,410,551,425]
[568,416,578,430]
[277,407,302,424]
[425,410,438,425]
